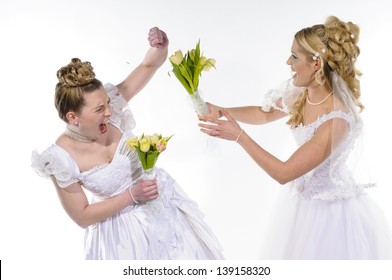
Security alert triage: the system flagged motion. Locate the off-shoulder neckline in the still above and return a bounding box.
[296,110,352,129]
[52,131,130,175]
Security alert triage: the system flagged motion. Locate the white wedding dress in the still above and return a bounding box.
[32,84,224,260]
[259,110,392,259]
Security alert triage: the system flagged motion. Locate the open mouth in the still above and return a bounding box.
[99,123,107,134]
[291,71,297,78]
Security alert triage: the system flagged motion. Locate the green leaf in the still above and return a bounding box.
[173,69,191,92]
[168,39,214,95]
[136,148,147,170]
[146,151,159,169]
[195,40,201,63]
[165,134,174,142]
[178,65,195,93]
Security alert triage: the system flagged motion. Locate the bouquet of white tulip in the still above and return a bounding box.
[169,40,216,115]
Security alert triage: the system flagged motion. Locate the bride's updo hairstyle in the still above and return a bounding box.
[55,58,103,122]
[288,16,363,127]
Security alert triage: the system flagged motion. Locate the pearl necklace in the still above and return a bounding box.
[306,92,333,106]
[64,125,97,143]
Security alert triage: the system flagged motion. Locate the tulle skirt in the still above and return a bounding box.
[84,168,224,260]
[260,189,392,259]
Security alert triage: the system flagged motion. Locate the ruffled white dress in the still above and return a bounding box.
[259,110,392,259]
[32,84,224,260]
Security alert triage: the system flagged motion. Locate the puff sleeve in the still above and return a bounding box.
[31,145,80,188]
[261,79,304,113]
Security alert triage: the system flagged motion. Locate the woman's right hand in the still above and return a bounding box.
[129,179,159,204]
[200,102,223,121]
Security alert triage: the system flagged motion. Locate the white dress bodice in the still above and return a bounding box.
[290,111,367,201]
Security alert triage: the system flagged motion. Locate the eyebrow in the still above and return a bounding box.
[94,98,111,110]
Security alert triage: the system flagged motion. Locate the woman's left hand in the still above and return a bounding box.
[148,27,169,48]
[199,109,243,141]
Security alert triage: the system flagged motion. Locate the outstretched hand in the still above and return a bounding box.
[148,27,169,49]
[199,109,243,142]
[199,102,223,119]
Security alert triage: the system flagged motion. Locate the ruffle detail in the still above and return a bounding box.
[293,110,354,145]
[104,83,136,132]
[31,146,79,188]
[261,79,304,113]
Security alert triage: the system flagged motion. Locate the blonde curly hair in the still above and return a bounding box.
[54,58,102,122]
[287,16,363,127]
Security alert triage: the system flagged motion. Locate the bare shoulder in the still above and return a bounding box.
[313,115,350,147]
[54,133,72,152]
[54,133,88,167]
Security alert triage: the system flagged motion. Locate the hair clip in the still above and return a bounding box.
[313,48,326,60]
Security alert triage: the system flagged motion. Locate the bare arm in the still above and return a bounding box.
[200,110,349,184]
[52,178,158,228]
[236,122,332,184]
[203,102,287,125]
[117,27,169,102]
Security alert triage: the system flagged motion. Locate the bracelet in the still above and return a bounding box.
[129,188,138,204]
[235,128,244,143]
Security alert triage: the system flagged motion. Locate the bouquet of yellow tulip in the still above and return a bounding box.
[126,133,173,178]
[169,40,216,115]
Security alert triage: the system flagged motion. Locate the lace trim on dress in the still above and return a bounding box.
[261,79,304,113]
[293,110,355,144]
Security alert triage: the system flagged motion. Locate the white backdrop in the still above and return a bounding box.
[1,0,391,277]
